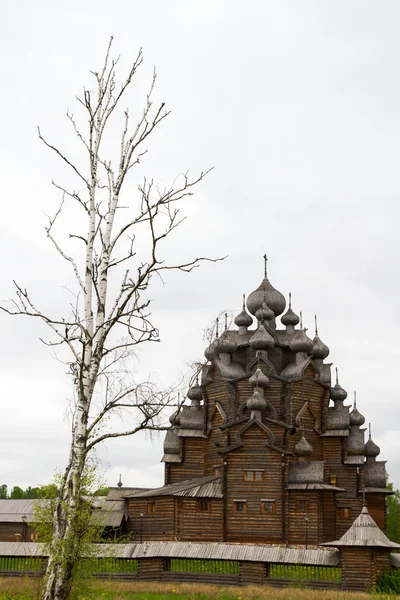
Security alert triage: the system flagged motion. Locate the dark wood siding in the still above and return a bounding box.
[225,424,283,543]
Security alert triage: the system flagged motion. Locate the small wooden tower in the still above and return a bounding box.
[321,504,400,591]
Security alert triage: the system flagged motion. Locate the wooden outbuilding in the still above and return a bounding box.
[321,504,400,591]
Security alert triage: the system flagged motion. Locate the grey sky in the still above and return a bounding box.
[1,1,399,491]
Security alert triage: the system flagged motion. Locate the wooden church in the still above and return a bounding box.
[125,259,391,545]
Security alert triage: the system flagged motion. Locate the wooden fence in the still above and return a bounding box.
[0,556,343,589]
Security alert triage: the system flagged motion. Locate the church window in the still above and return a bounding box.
[338,507,352,518]
[198,499,210,512]
[147,502,155,514]
[261,500,276,514]
[244,470,263,481]
[233,500,247,513]
[296,500,309,511]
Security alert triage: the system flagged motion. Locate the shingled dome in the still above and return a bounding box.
[350,406,365,427]
[234,307,253,328]
[281,293,300,326]
[249,322,275,350]
[247,276,286,317]
[249,367,269,389]
[294,433,313,457]
[289,328,313,354]
[365,437,380,457]
[330,382,348,402]
[217,332,238,354]
[312,335,330,359]
[255,300,275,323]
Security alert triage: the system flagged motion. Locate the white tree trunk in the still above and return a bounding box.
[1,38,218,600]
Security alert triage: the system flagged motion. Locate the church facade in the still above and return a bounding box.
[126,261,391,545]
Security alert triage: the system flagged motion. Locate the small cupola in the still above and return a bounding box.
[249,366,269,389]
[311,315,330,360]
[246,255,286,318]
[294,432,313,462]
[349,391,365,427]
[249,321,275,350]
[330,367,348,402]
[281,292,300,334]
[288,312,313,354]
[246,387,267,420]
[255,295,275,323]
[234,294,253,335]
[365,423,380,458]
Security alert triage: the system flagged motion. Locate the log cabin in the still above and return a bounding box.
[125,258,392,545]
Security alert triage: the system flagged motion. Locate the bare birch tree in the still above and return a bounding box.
[1,38,217,600]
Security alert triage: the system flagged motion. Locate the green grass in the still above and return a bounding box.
[0,558,42,573]
[0,579,385,600]
[169,559,240,575]
[0,557,138,575]
[269,564,342,581]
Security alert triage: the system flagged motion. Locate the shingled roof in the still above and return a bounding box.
[321,506,400,548]
[123,475,222,499]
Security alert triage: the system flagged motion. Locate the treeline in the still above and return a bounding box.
[0,484,108,499]
[0,484,58,499]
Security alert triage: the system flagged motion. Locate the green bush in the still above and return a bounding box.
[377,569,400,593]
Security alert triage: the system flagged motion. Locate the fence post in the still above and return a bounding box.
[240,561,266,585]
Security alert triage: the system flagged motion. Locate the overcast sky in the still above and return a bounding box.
[1,1,399,493]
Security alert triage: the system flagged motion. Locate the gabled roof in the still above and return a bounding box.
[321,506,400,548]
[124,475,222,499]
[106,488,150,500]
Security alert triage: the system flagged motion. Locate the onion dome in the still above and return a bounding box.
[204,316,220,360]
[350,407,365,427]
[187,382,202,402]
[169,410,180,427]
[288,320,313,354]
[365,424,380,457]
[294,433,313,457]
[255,298,274,323]
[234,294,253,328]
[246,389,267,412]
[350,392,365,427]
[249,367,269,389]
[249,322,275,350]
[217,331,238,354]
[246,255,286,317]
[312,336,330,359]
[204,340,217,361]
[281,292,300,326]
[330,368,348,402]
[311,315,330,359]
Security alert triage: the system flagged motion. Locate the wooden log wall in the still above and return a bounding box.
[287,492,321,546]
[127,497,175,542]
[0,524,36,543]
[204,411,225,475]
[372,548,392,585]
[321,492,336,543]
[291,367,326,459]
[341,548,374,591]
[240,561,266,585]
[168,437,206,484]
[138,558,164,581]
[368,493,386,532]
[225,425,283,543]
[176,498,223,542]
